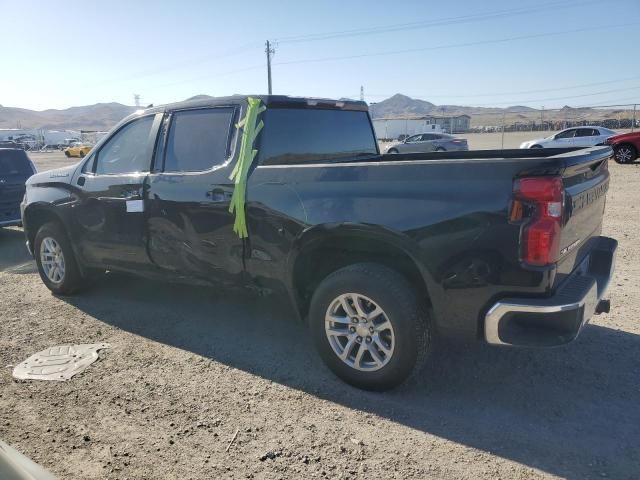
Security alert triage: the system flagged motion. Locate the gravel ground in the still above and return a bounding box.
[0,152,639,480]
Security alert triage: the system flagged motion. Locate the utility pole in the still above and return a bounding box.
[360,86,364,102]
[133,94,141,107]
[633,104,636,132]
[540,106,544,132]
[265,40,275,94]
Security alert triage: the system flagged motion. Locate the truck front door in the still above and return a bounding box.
[72,114,161,271]
[145,106,245,285]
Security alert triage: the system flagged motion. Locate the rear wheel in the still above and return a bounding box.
[34,222,84,295]
[614,144,637,164]
[309,263,430,391]
[64,150,70,157]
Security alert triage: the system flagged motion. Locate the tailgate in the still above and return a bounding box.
[555,151,610,284]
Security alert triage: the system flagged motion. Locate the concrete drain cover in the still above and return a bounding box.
[12,343,110,381]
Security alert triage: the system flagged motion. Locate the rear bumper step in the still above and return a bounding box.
[484,236,617,347]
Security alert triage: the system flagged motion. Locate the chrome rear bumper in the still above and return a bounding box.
[484,236,617,347]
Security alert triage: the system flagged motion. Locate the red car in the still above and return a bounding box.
[606,131,640,164]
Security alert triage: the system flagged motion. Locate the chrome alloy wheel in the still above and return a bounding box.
[616,145,634,163]
[40,237,65,283]
[324,293,395,372]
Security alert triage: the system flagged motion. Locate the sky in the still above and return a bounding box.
[1,0,639,111]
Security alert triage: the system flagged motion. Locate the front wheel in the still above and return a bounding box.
[34,222,84,295]
[530,144,543,149]
[386,148,398,154]
[614,144,637,164]
[309,263,430,391]
[64,150,71,157]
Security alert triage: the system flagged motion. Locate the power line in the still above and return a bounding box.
[87,42,260,88]
[274,0,600,44]
[145,63,265,91]
[273,23,636,68]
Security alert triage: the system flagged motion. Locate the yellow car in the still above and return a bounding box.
[64,143,92,158]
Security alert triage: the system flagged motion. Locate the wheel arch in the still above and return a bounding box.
[22,203,79,262]
[287,224,438,322]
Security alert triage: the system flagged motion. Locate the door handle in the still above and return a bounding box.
[206,188,233,202]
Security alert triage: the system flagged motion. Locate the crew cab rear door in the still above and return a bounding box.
[145,106,245,285]
[72,114,162,270]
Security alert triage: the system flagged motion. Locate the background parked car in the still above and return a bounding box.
[386,133,469,153]
[0,148,36,227]
[63,142,92,158]
[605,131,640,164]
[520,126,617,149]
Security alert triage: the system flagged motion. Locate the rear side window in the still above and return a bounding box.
[258,108,377,165]
[164,108,234,172]
[576,128,598,137]
[0,150,33,175]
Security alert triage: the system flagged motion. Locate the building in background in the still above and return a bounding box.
[0,128,81,149]
[372,114,471,140]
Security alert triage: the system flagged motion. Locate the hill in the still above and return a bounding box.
[0,102,137,131]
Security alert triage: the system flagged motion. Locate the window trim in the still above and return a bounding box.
[159,106,238,174]
[84,113,160,177]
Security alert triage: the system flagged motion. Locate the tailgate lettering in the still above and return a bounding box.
[571,180,608,214]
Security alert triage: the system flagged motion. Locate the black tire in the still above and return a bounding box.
[530,144,543,149]
[34,222,84,295]
[64,150,71,157]
[387,148,399,154]
[614,143,637,164]
[80,150,86,158]
[435,147,446,152]
[309,263,430,391]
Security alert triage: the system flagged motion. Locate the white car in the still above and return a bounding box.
[520,126,617,149]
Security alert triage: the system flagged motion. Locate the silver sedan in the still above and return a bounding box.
[385,133,469,154]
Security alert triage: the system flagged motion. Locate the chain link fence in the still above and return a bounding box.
[377,103,638,151]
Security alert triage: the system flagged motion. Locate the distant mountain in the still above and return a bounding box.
[0,94,628,131]
[0,102,137,131]
[369,94,436,119]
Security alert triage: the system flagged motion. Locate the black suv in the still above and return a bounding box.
[0,148,36,227]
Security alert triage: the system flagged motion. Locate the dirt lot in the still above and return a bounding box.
[1,151,639,480]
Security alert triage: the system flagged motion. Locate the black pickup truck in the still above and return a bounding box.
[21,95,617,390]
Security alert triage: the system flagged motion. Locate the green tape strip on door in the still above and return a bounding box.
[229,97,265,238]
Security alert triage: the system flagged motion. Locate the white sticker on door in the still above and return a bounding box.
[126,200,144,213]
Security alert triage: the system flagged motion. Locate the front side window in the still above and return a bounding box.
[95,116,154,175]
[556,129,576,139]
[164,108,234,172]
[258,108,378,164]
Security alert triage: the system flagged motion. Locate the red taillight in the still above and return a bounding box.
[511,176,564,266]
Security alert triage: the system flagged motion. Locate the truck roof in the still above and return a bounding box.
[140,95,369,116]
